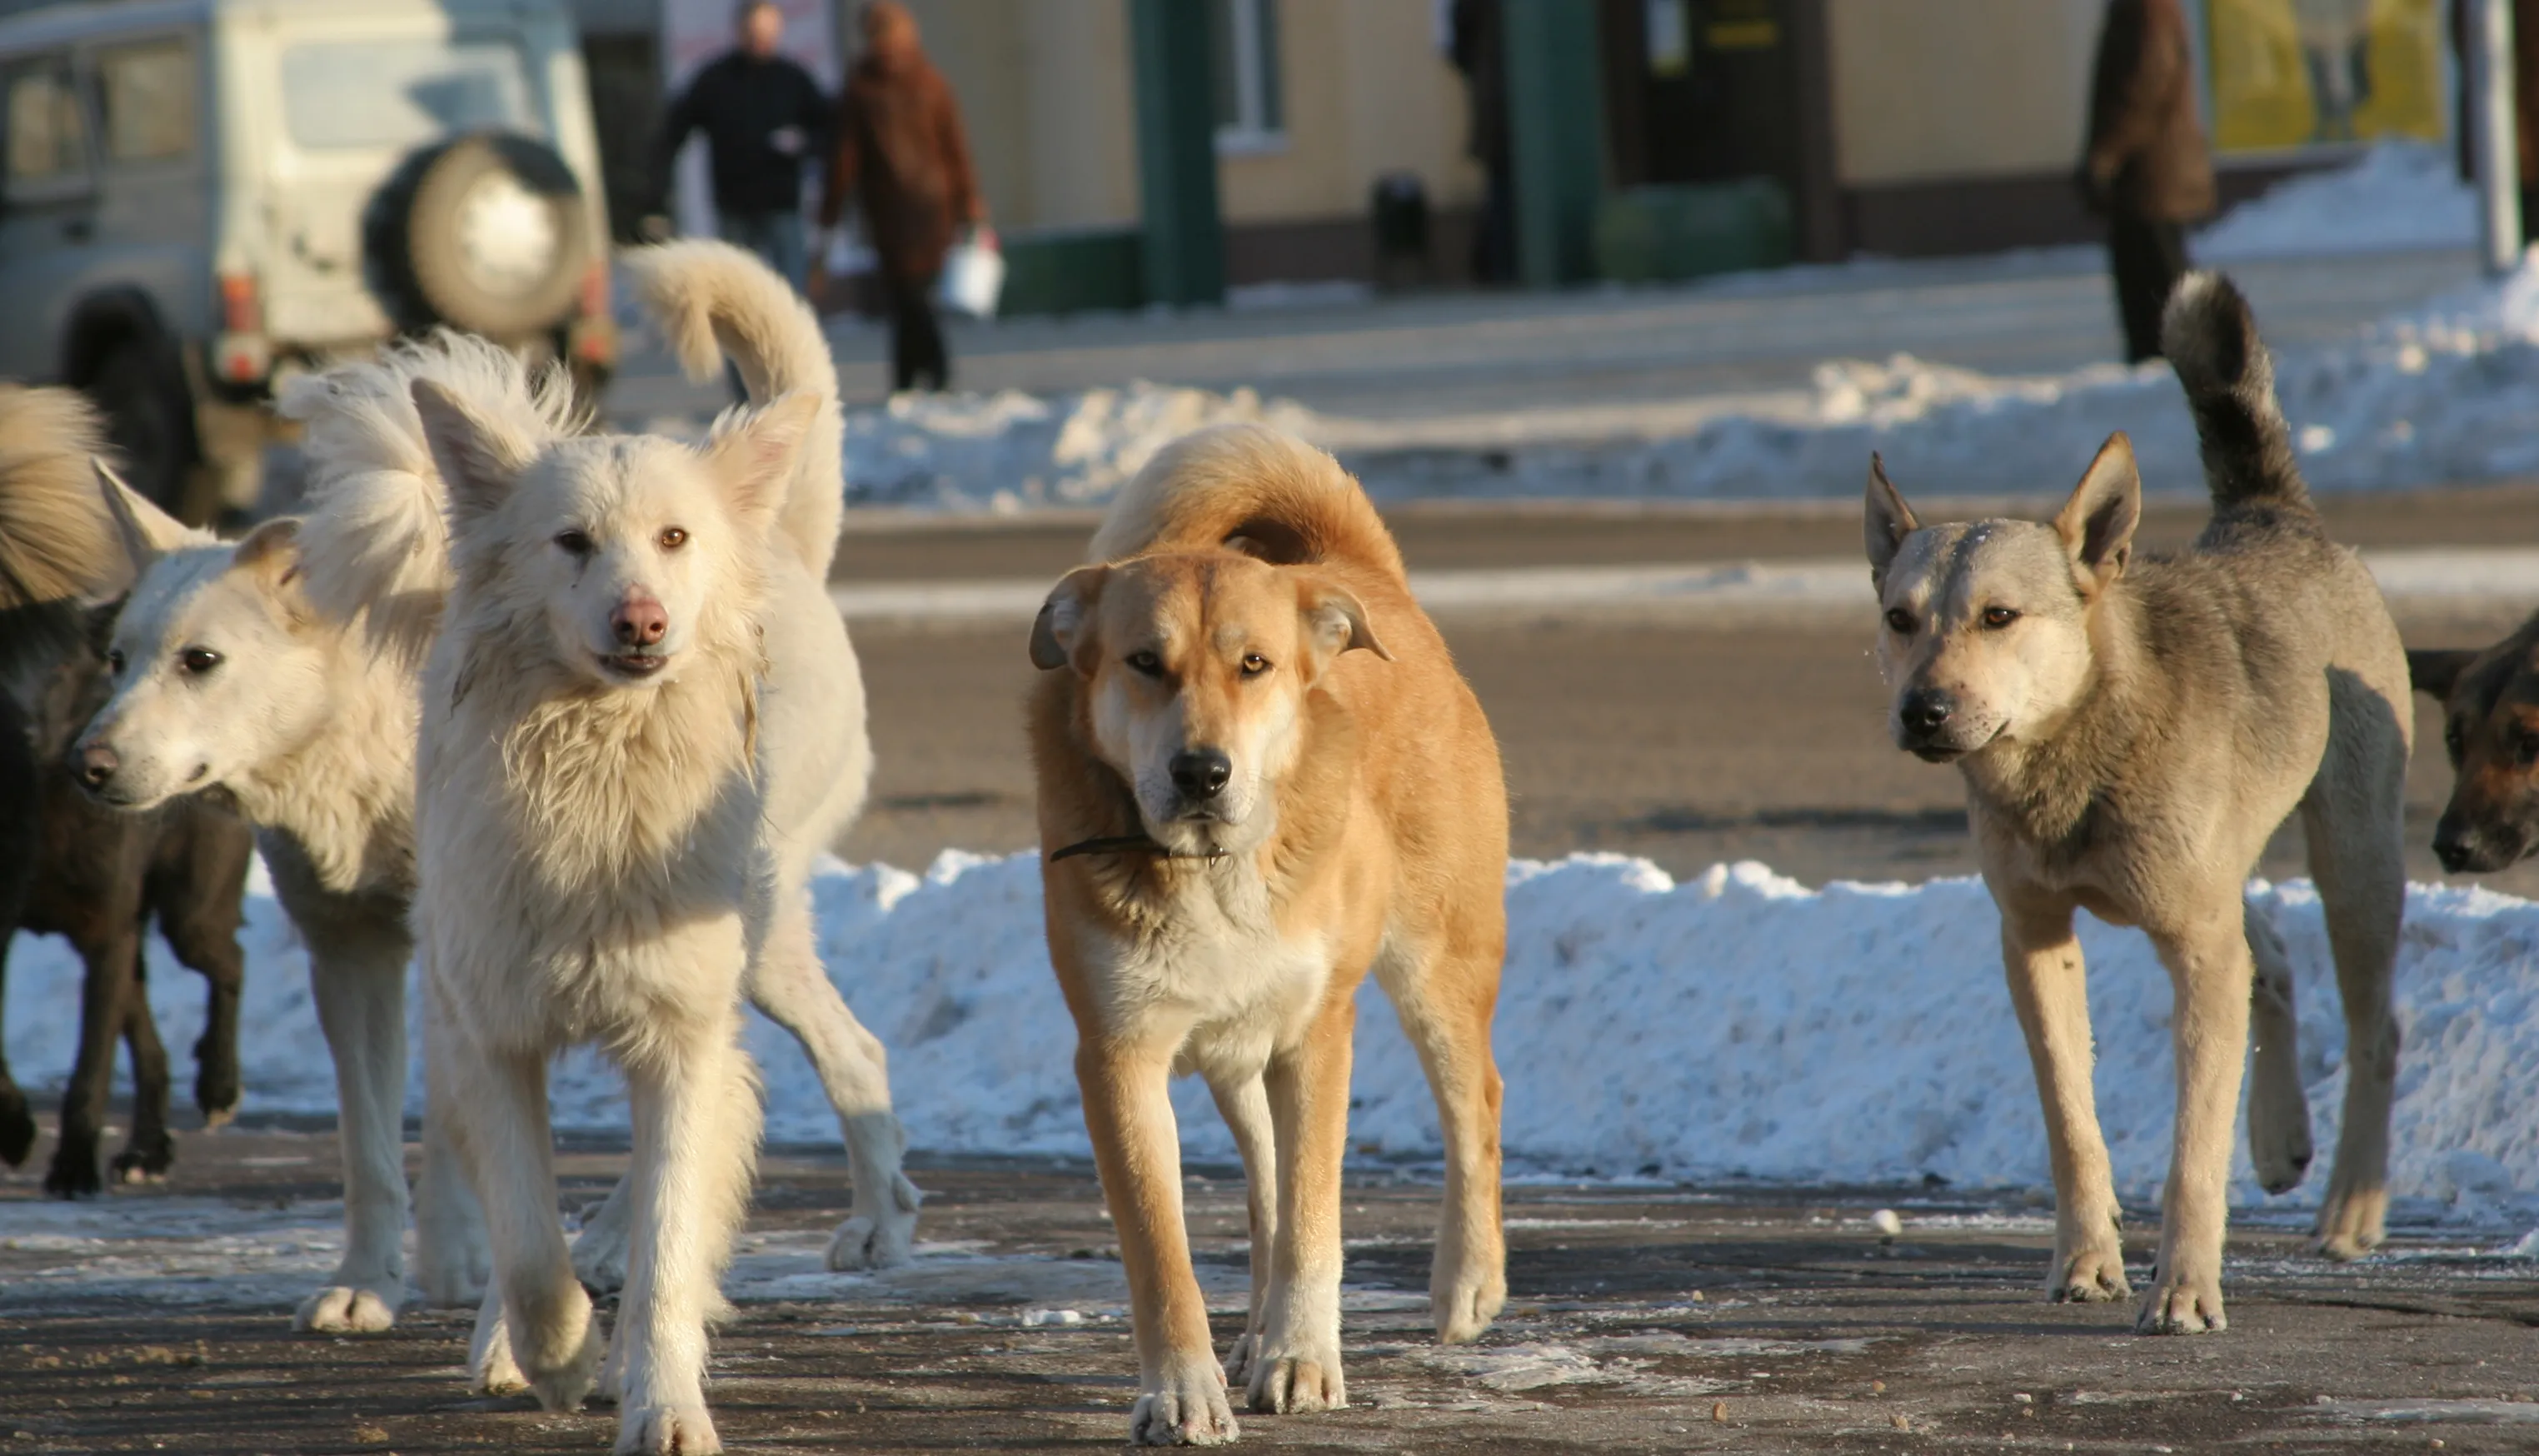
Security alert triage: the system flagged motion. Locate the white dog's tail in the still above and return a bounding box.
[279,332,581,668]
[1087,422,1408,585]
[622,240,846,581]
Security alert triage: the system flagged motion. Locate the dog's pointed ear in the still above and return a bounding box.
[412,380,529,521]
[2408,646,2478,701]
[95,456,206,572]
[699,391,820,531]
[1298,578,1391,671]
[2053,432,2141,595]
[1864,453,1919,590]
[1030,565,1106,672]
[229,516,310,617]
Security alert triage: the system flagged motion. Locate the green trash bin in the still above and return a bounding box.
[1593,178,1793,283]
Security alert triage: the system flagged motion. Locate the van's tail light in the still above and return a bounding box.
[212,272,269,385]
[570,260,618,368]
[579,261,609,318]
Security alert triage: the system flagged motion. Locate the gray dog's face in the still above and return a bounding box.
[1863,436,2142,763]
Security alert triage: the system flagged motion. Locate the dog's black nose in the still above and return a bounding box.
[76,743,117,788]
[1170,749,1232,801]
[2434,815,2492,874]
[1900,690,1953,736]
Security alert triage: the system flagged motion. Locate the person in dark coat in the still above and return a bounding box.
[1449,0,1514,285]
[657,0,831,291]
[2451,0,2539,247]
[2082,0,2217,364]
[819,2,983,393]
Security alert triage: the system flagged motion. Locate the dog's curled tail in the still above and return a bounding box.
[281,331,581,668]
[0,384,125,611]
[1087,423,1407,583]
[622,240,846,580]
[2160,271,2308,510]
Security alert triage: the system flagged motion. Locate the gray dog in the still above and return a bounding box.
[1863,272,2409,1334]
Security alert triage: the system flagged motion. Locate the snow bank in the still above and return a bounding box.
[2197,142,2477,262]
[11,853,2539,1220]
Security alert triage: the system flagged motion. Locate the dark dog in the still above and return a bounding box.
[2409,621,2539,873]
[0,386,254,1195]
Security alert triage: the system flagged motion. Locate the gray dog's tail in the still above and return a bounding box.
[2159,271,2308,510]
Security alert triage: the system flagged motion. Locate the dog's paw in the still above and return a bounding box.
[470,1309,528,1398]
[823,1174,921,1272]
[111,1131,176,1185]
[2048,1244,2132,1304]
[1430,1264,1505,1344]
[2133,1274,2227,1334]
[2313,1184,2387,1262]
[1222,1333,1260,1384]
[1245,1349,1345,1415]
[194,1051,242,1128]
[571,1215,631,1296]
[294,1284,401,1334]
[417,1234,492,1309]
[42,1139,102,1199]
[1130,1358,1239,1446]
[0,1085,33,1167]
[526,1316,605,1413]
[615,1404,720,1455]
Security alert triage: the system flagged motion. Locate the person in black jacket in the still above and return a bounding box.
[656,1,831,291]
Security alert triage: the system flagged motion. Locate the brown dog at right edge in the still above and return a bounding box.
[1028,423,1509,1444]
[1865,272,2411,1334]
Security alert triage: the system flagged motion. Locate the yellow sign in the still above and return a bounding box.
[2207,0,2447,152]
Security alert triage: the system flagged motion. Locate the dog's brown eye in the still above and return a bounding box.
[1884,608,1914,635]
[554,530,592,556]
[658,527,688,551]
[179,648,222,676]
[1981,606,2021,630]
[1240,653,1270,677]
[2447,721,2467,762]
[1125,651,1163,676]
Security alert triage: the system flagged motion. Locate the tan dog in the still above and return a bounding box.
[1864,273,2409,1334]
[1029,425,1508,1445]
[2408,624,2539,873]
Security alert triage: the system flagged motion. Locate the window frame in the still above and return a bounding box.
[1211,0,1286,157]
[90,32,202,172]
[0,51,97,205]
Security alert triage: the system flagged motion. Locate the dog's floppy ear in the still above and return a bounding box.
[2053,432,2141,596]
[1297,576,1392,671]
[95,457,207,572]
[699,391,819,531]
[2408,646,2479,701]
[1030,565,1107,672]
[1863,454,1919,590]
[412,380,531,521]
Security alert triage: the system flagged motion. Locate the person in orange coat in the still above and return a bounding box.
[818,2,984,393]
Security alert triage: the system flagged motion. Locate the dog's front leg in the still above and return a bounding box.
[2140,906,2256,1334]
[446,1036,599,1409]
[1079,1035,1236,1447]
[1204,1070,1277,1384]
[294,937,412,1334]
[1248,995,1355,1416]
[611,1024,761,1456]
[1997,897,2131,1304]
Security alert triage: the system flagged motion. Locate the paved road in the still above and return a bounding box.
[609,247,2480,425]
[7,1126,2536,1455]
[835,489,2539,900]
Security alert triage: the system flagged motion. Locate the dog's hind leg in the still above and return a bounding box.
[43,920,141,1198]
[110,942,178,1184]
[611,1024,761,1456]
[447,1034,597,1412]
[417,1049,493,1308]
[1205,1069,1277,1384]
[2243,903,2313,1196]
[2301,730,2407,1262]
[1375,934,1507,1349]
[1997,894,2132,1305]
[293,932,413,1334]
[152,819,251,1129]
[2139,900,2257,1334]
[742,896,920,1273]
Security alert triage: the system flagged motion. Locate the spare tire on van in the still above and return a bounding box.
[374,132,590,340]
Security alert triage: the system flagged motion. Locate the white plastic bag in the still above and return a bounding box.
[937,227,1004,319]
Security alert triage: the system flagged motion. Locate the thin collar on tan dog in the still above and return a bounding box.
[1045,833,1227,866]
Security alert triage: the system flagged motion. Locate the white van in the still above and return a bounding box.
[0,0,613,519]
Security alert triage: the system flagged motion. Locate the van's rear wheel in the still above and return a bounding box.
[87,342,192,516]
[387,134,591,340]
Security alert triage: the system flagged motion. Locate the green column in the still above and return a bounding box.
[1128,0,1226,307]
[1501,0,1604,287]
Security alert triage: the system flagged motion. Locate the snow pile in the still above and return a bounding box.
[2197,142,2477,261]
[12,853,2539,1220]
[841,381,1314,509]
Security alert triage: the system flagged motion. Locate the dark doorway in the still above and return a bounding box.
[581,31,664,244]
[1599,0,1803,191]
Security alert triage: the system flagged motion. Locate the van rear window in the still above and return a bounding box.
[280,38,535,151]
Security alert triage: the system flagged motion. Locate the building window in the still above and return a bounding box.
[1210,0,1283,152]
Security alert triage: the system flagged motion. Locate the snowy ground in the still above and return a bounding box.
[11,852,2539,1234]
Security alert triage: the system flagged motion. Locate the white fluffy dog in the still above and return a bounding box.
[406,243,873,1454]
